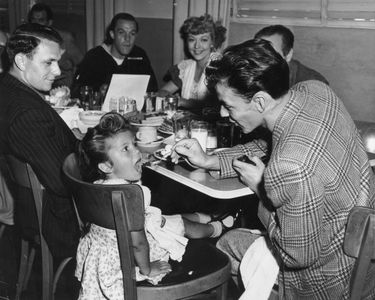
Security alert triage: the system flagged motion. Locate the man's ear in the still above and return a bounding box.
[285,48,293,63]
[14,53,27,71]
[109,30,115,40]
[98,161,113,174]
[252,91,269,113]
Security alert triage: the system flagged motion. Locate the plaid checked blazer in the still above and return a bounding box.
[217,80,375,299]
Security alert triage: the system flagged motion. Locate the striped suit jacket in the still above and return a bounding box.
[0,73,80,258]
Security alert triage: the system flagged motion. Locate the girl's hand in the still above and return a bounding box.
[232,156,266,194]
[148,260,172,277]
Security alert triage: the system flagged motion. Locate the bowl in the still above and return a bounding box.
[79,110,106,126]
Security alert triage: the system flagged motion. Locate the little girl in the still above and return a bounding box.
[75,112,228,300]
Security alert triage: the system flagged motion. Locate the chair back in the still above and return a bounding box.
[344,206,375,300]
[5,155,54,300]
[5,156,43,230]
[62,153,145,300]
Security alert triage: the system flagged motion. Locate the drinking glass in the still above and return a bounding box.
[173,115,190,142]
[206,123,217,150]
[190,120,208,152]
[216,119,233,148]
[164,96,178,118]
[79,86,93,111]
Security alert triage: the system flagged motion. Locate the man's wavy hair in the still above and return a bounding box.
[205,39,289,101]
[104,13,138,45]
[77,112,134,182]
[180,14,227,51]
[7,23,62,63]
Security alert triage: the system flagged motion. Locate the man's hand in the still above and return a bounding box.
[233,156,265,194]
[171,138,219,170]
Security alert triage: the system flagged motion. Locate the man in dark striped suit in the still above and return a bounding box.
[0,23,80,258]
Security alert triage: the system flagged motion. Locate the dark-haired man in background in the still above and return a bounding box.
[0,23,80,258]
[255,24,329,86]
[28,2,83,88]
[74,12,158,94]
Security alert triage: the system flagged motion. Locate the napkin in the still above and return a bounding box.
[239,234,279,300]
[59,106,84,129]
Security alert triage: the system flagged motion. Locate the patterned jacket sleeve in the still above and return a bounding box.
[264,160,325,268]
[213,139,268,178]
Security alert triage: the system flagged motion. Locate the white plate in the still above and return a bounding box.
[137,136,164,148]
[158,127,173,134]
[130,122,161,127]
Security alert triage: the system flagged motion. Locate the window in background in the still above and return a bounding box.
[233,0,375,29]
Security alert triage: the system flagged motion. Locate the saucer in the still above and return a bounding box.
[136,136,164,147]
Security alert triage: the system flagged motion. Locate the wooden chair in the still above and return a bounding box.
[344,206,375,300]
[62,153,231,300]
[5,155,72,300]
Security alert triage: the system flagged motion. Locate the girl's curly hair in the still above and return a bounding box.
[77,112,134,182]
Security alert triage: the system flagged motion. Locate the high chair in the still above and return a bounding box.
[62,153,231,299]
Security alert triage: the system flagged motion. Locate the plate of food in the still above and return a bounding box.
[153,145,173,161]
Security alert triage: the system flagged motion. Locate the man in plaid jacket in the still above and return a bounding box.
[172,39,375,299]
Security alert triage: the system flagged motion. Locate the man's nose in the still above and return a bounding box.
[52,62,61,76]
[220,105,229,117]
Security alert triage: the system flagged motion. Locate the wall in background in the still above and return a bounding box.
[228,23,375,122]
[127,0,173,89]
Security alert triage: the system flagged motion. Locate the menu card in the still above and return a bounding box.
[102,74,150,112]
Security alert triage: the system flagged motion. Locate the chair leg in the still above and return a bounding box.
[52,257,73,296]
[0,224,5,239]
[15,239,30,300]
[216,282,228,300]
[22,247,36,290]
[40,237,54,300]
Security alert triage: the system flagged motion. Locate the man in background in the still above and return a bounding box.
[74,12,158,94]
[28,2,83,88]
[255,24,329,86]
[0,23,80,258]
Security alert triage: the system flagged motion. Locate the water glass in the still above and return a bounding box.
[206,124,217,150]
[190,120,208,152]
[90,91,102,110]
[173,116,190,142]
[79,86,93,111]
[164,96,178,118]
[216,119,233,148]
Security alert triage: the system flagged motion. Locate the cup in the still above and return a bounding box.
[173,116,190,142]
[216,119,233,148]
[190,120,208,152]
[136,126,158,143]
